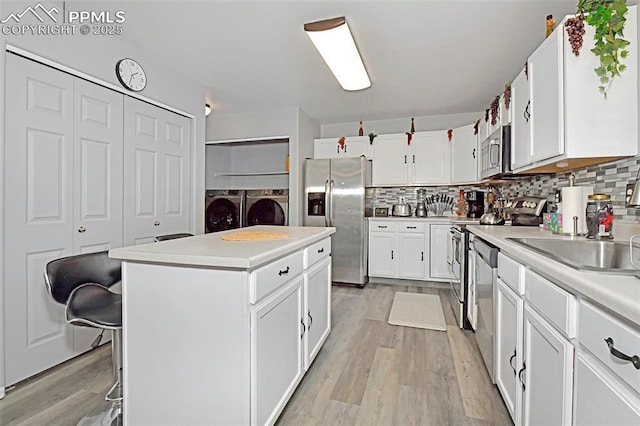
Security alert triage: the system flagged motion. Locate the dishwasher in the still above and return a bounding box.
[471,235,499,383]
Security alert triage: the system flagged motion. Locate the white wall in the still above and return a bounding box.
[296,109,320,223]
[320,112,483,138]
[0,0,206,394]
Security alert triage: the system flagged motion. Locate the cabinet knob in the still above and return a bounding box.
[154,220,160,226]
[77,226,86,233]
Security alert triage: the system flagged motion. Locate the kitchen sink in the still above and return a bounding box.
[507,237,640,275]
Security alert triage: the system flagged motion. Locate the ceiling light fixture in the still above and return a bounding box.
[304,16,371,91]
[205,103,212,116]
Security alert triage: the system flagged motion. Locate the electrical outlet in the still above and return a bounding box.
[625,183,635,207]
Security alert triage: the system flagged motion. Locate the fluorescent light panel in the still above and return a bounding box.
[305,16,371,91]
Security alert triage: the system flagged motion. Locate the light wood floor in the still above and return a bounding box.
[0,283,512,425]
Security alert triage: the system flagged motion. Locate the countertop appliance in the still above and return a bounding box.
[504,196,547,226]
[392,202,412,217]
[479,125,512,180]
[304,157,372,287]
[470,236,499,383]
[466,190,485,218]
[447,224,472,330]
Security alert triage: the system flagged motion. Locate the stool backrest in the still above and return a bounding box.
[154,233,194,242]
[44,251,122,305]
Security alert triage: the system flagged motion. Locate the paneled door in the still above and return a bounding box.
[71,78,124,352]
[123,97,191,245]
[4,53,75,385]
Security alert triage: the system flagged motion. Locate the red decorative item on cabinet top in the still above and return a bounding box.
[338,137,346,152]
[405,132,412,145]
[447,129,453,141]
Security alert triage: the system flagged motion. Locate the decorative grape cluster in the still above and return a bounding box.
[490,96,500,126]
[566,14,585,56]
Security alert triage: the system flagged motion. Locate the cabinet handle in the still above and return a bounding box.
[412,154,415,163]
[308,310,313,329]
[154,220,160,226]
[77,226,86,233]
[472,148,476,159]
[518,362,527,391]
[524,100,531,122]
[509,349,517,376]
[421,251,424,261]
[407,226,417,229]
[404,155,407,164]
[391,250,394,260]
[278,266,290,276]
[318,248,324,254]
[300,318,306,339]
[378,225,387,229]
[605,337,640,369]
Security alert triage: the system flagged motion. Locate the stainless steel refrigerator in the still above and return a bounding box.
[303,157,372,286]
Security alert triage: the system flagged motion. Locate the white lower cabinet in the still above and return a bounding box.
[429,223,454,280]
[495,278,523,422]
[522,304,574,426]
[574,354,640,425]
[303,256,332,369]
[368,220,426,280]
[252,277,304,426]
[495,253,574,426]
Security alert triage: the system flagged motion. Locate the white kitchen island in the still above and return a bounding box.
[109,225,335,426]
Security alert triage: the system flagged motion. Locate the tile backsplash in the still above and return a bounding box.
[371,155,640,221]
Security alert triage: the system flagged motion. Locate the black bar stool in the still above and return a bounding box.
[44,251,123,425]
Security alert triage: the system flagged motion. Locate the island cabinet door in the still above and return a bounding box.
[251,276,304,426]
[304,257,332,370]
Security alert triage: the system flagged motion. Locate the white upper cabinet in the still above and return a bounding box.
[512,8,638,173]
[372,131,449,186]
[314,135,372,159]
[450,123,477,184]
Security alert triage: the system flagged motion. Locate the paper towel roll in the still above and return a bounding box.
[561,186,593,234]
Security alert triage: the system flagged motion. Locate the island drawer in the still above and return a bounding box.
[498,253,523,295]
[524,269,577,338]
[579,300,640,394]
[250,251,304,304]
[304,238,331,269]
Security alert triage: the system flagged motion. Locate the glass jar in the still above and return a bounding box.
[586,194,613,239]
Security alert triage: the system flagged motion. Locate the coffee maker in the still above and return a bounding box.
[466,191,485,218]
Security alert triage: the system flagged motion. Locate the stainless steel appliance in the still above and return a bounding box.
[504,196,546,226]
[245,189,288,226]
[304,157,372,286]
[205,190,245,233]
[447,224,471,329]
[471,236,499,383]
[466,191,485,218]
[479,125,512,180]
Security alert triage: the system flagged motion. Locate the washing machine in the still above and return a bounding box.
[205,190,245,233]
[245,189,288,226]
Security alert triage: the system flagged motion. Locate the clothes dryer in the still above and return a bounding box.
[245,189,288,226]
[205,190,245,233]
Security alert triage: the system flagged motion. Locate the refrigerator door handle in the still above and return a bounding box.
[329,179,335,226]
[324,179,330,227]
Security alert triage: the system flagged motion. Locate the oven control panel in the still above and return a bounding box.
[504,197,546,216]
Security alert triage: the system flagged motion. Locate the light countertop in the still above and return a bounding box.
[109,226,336,270]
[468,225,640,328]
[368,216,481,225]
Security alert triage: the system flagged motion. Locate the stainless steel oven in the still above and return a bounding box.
[447,224,469,329]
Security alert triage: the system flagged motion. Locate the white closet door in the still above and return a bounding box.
[123,97,191,245]
[4,53,75,385]
[72,78,124,352]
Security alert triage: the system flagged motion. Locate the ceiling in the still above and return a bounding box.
[120,1,584,124]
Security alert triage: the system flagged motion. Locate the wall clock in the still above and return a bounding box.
[115,58,146,92]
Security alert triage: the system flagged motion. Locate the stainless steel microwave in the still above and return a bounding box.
[479,125,512,180]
